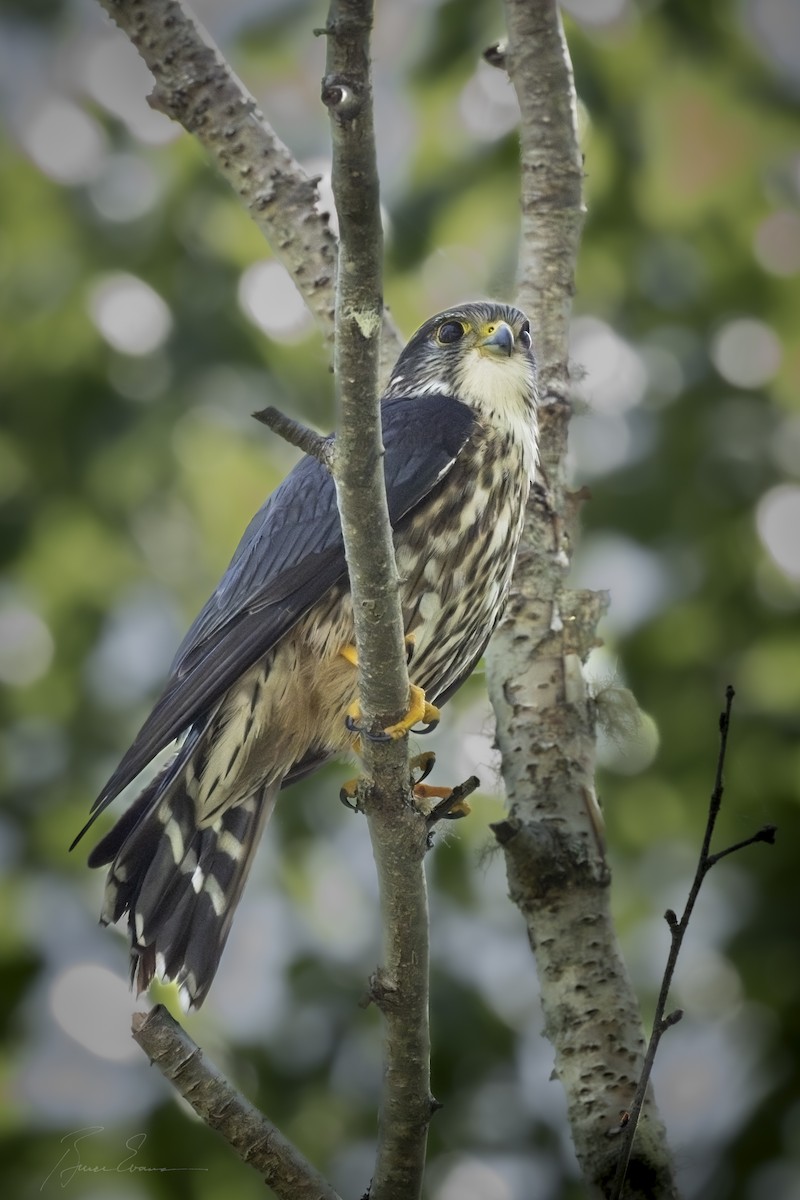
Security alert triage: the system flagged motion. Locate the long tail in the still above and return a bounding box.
[88,774,279,1009]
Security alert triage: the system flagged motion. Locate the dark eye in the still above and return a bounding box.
[520,321,532,350]
[437,321,465,345]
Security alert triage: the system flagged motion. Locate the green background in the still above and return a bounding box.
[1,1,798,1197]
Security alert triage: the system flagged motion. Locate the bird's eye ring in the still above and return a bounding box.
[437,321,465,345]
[520,320,532,350]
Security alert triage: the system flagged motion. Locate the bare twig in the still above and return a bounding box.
[132,1006,343,1200]
[425,775,481,826]
[610,687,777,1199]
[322,4,434,1198]
[252,406,334,468]
[95,0,403,382]
[484,2,677,1195]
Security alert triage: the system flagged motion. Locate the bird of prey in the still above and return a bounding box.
[74,301,538,1009]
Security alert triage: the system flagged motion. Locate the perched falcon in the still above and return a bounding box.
[75,301,538,1008]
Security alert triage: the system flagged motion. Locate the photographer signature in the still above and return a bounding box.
[41,1126,208,1189]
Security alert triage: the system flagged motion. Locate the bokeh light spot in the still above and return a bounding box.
[49,964,143,1063]
[571,317,648,413]
[238,260,314,341]
[0,603,54,686]
[562,0,631,26]
[20,98,107,185]
[459,60,520,140]
[435,1158,513,1200]
[711,318,782,389]
[88,272,173,356]
[571,535,672,632]
[89,152,162,223]
[82,35,179,145]
[754,210,800,277]
[756,484,800,579]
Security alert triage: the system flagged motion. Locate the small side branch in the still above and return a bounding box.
[610,687,777,1199]
[132,1006,342,1200]
[252,407,334,469]
[95,0,402,381]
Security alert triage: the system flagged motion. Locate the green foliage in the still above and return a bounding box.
[1,2,798,1198]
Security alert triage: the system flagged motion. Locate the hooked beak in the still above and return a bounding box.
[479,321,515,357]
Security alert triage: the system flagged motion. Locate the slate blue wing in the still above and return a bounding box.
[76,393,477,838]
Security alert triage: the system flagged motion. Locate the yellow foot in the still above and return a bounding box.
[385,685,440,738]
[341,751,434,812]
[345,684,441,742]
[413,783,472,820]
[410,751,471,819]
[341,753,476,822]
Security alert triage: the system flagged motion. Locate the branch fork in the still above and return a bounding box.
[610,686,776,1198]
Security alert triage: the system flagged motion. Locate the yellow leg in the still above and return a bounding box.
[339,644,358,667]
[339,634,416,669]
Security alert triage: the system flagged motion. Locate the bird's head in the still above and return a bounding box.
[383,302,537,424]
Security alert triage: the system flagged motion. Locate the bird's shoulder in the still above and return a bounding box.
[381,392,478,514]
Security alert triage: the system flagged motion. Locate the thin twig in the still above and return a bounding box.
[252,406,334,468]
[322,4,434,1198]
[94,0,403,383]
[610,686,777,1199]
[132,1006,343,1200]
[707,825,776,867]
[425,775,481,826]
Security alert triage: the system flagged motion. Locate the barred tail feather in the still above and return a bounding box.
[89,779,279,1009]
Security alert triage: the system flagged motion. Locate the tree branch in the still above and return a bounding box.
[132,1006,343,1200]
[99,1,433,1193]
[95,0,403,381]
[485,2,677,1195]
[322,5,433,1197]
[251,407,334,468]
[610,688,776,1198]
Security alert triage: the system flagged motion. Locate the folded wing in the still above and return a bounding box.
[73,393,477,844]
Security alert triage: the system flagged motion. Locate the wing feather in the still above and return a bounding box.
[84,393,476,827]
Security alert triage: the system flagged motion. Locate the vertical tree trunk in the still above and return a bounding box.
[486,3,679,1195]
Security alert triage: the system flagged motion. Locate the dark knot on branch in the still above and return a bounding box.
[321,75,363,118]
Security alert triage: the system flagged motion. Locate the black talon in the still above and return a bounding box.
[425,775,480,826]
[411,752,437,785]
[364,728,393,743]
[345,712,393,743]
[412,718,439,736]
[438,801,468,821]
[339,788,359,812]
